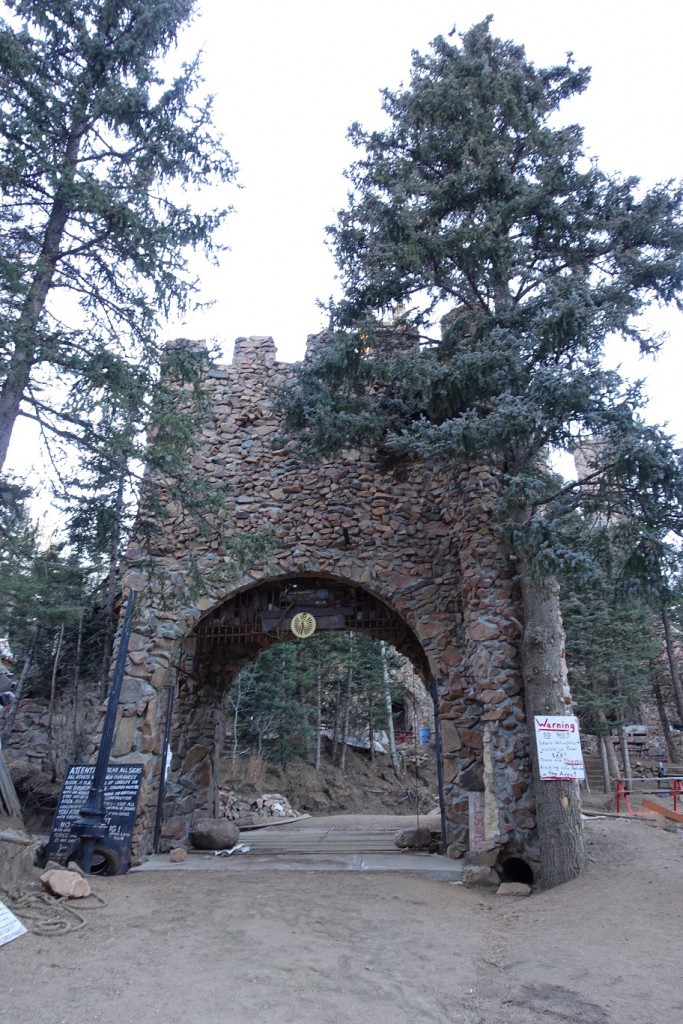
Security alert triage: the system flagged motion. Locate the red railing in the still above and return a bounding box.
[615,777,683,814]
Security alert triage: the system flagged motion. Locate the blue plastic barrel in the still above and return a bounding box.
[418,725,430,744]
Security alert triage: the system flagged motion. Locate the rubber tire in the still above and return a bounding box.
[66,839,122,876]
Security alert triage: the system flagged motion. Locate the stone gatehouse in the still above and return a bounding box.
[110,335,537,872]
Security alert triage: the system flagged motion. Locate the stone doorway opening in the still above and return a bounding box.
[222,643,439,826]
[160,574,445,850]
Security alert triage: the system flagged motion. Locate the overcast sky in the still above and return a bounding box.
[170,0,683,440]
[5,0,683,486]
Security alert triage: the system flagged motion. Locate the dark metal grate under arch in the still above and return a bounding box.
[192,575,428,676]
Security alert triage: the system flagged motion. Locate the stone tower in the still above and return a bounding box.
[110,335,538,875]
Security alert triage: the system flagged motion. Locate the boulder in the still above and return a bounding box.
[40,869,91,898]
[457,764,485,792]
[169,847,188,863]
[394,826,434,849]
[190,818,240,851]
[462,864,498,887]
[496,882,531,897]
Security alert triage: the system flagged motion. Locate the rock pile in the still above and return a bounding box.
[218,789,299,826]
[3,692,100,774]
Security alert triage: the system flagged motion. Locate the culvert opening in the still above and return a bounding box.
[500,857,534,886]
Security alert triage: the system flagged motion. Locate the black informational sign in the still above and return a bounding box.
[45,763,143,874]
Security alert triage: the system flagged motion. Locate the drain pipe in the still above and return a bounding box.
[430,674,448,855]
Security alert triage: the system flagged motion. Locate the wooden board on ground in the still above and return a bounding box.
[188,827,406,855]
[0,750,21,818]
[640,799,683,823]
[236,813,311,831]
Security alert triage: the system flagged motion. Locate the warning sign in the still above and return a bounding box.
[44,763,143,873]
[534,716,585,781]
[0,900,27,946]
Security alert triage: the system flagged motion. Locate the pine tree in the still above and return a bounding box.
[279,19,683,887]
[226,633,404,770]
[0,0,234,475]
[559,523,659,731]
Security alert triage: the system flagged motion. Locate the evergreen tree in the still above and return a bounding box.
[279,20,683,887]
[227,633,404,770]
[0,479,88,740]
[0,0,234,475]
[559,523,659,730]
[228,643,314,767]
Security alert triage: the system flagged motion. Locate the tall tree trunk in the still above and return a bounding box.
[229,674,243,775]
[519,567,586,889]
[339,634,354,771]
[212,705,223,817]
[618,724,633,790]
[381,641,402,778]
[70,608,85,760]
[652,674,678,762]
[368,701,375,762]
[331,675,342,767]
[46,623,65,781]
[0,119,86,470]
[99,471,125,698]
[1,629,37,741]
[661,607,683,723]
[596,709,621,779]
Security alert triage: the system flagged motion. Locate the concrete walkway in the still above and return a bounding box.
[134,849,463,880]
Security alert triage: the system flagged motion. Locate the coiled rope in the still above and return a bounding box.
[6,886,106,936]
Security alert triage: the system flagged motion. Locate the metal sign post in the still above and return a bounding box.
[73,590,137,874]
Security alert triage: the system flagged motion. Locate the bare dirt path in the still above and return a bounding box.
[1,815,682,1024]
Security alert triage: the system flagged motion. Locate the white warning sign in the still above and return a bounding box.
[534,716,586,781]
[0,899,27,946]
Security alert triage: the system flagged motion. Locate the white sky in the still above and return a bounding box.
[172,0,683,440]
[5,0,683,486]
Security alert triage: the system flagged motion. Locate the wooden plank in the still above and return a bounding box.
[208,828,405,856]
[0,750,22,818]
[237,814,312,831]
[641,799,683,823]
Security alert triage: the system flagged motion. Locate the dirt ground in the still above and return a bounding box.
[2,810,682,1024]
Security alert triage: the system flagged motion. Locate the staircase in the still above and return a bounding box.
[581,753,612,794]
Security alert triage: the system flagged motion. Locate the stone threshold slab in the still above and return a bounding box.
[132,851,463,881]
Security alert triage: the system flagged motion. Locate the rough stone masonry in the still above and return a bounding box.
[106,334,539,875]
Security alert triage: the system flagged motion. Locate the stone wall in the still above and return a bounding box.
[3,691,100,777]
[106,335,538,870]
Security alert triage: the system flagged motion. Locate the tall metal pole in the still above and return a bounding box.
[75,589,137,873]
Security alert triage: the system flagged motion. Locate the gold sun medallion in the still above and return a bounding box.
[290,612,317,638]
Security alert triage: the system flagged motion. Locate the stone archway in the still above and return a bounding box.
[162,573,433,845]
[107,335,539,873]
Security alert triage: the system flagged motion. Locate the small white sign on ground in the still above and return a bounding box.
[0,899,27,946]
[534,715,586,781]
